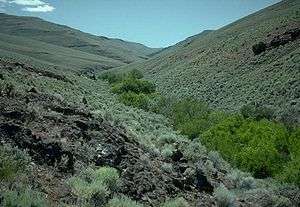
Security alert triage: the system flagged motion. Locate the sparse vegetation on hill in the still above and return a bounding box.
[116,0,300,121]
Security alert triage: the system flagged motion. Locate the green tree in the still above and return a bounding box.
[202,117,290,178]
[112,78,155,95]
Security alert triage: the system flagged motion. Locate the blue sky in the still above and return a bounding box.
[0,0,281,48]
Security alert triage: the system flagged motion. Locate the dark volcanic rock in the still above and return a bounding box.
[252,27,300,55]
[0,86,210,206]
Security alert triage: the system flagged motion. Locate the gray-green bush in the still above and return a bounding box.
[160,197,189,207]
[1,188,49,207]
[68,166,120,206]
[0,144,30,182]
[214,185,236,207]
[106,195,143,207]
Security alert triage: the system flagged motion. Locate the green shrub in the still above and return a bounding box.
[148,95,176,115]
[276,128,300,186]
[171,98,210,126]
[68,166,120,205]
[276,158,300,186]
[93,167,120,191]
[100,72,123,84]
[208,151,230,172]
[106,195,143,207]
[170,99,226,139]
[68,176,108,200]
[183,140,207,162]
[160,197,189,207]
[161,163,174,174]
[213,185,236,207]
[287,127,300,158]
[127,69,143,79]
[202,116,290,178]
[2,188,49,207]
[161,144,175,159]
[202,115,243,161]
[240,103,275,120]
[234,120,288,177]
[0,145,30,182]
[157,134,177,147]
[112,78,155,95]
[119,92,150,110]
[226,169,256,190]
[252,42,266,55]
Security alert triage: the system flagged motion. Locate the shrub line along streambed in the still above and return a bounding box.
[101,69,300,187]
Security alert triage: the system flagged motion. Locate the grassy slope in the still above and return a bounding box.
[150,30,214,57]
[0,13,161,71]
[116,0,300,118]
[0,33,125,73]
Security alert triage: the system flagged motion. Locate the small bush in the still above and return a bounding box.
[214,185,236,207]
[148,95,176,115]
[0,144,30,182]
[280,107,299,128]
[208,151,230,172]
[170,99,226,139]
[2,188,49,207]
[239,176,256,190]
[171,98,210,126]
[100,72,123,84]
[226,169,256,190]
[68,166,120,205]
[106,195,143,207]
[183,140,207,162]
[240,103,275,120]
[252,42,266,55]
[161,144,175,159]
[93,167,120,191]
[119,92,150,110]
[161,163,174,174]
[68,176,109,202]
[160,197,189,207]
[111,78,155,95]
[157,134,178,147]
[128,69,143,79]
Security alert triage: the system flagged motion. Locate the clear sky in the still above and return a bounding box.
[0,0,281,48]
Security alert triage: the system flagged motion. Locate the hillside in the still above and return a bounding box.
[0,1,300,206]
[0,13,160,72]
[117,0,300,120]
[150,30,214,57]
[0,33,124,73]
[1,57,299,207]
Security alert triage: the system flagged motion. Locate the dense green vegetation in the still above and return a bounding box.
[102,70,300,186]
[202,116,299,184]
[101,70,156,110]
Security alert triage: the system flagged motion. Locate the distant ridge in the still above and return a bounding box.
[0,13,161,72]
